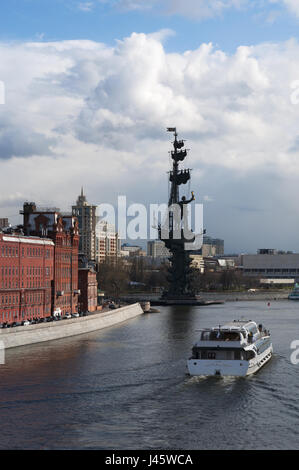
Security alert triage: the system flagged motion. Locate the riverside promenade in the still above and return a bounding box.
[120,291,289,304]
[0,303,143,350]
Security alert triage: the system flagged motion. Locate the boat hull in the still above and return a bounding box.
[187,345,273,377]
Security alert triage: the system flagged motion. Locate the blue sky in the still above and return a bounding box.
[1,0,299,52]
[2,1,299,253]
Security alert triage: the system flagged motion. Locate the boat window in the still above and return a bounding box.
[201,330,245,341]
[208,352,216,359]
[206,331,241,341]
[256,339,271,354]
[210,331,222,340]
[234,350,241,360]
[192,347,200,359]
[245,350,256,360]
[227,332,240,341]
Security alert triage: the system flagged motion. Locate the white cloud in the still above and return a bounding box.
[72,0,299,21]
[115,0,249,18]
[284,0,299,16]
[89,0,299,21]
[78,2,95,11]
[271,0,299,17]
[116,0,158,11]
[165,0,249,19]
[1,33,299,250]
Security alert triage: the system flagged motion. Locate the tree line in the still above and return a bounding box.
[96,256,267,297]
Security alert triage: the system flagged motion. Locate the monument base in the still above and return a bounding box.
[154,295,224,306]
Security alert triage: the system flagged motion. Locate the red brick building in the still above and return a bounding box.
[78,268,98,313]
[0,232,54,323]
[21,202,80,317]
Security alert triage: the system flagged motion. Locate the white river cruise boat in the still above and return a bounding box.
[187,320,273,377]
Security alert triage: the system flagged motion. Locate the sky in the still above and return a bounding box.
[2,1,299,253]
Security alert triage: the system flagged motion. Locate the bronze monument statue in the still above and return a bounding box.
[158,128,199,304]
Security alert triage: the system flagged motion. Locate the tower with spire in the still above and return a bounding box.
[72,189,98,262]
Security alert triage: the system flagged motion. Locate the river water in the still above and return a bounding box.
[0,300,298,450]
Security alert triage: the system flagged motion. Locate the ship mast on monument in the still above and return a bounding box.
[158,127,200,305]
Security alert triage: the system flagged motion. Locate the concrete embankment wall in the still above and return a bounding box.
[120,291,289,303]
[0,303,143,350]
[199,291,289,301]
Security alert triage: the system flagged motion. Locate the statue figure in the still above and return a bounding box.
[178,191,195,220]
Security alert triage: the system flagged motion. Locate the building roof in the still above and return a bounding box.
[1,234,54,246]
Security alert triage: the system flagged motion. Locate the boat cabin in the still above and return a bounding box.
[191,347,256,361]
[197,320,266,344]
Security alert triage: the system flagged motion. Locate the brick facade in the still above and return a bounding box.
[78,268,98,313]
[22,202,80,317]
[0,233,54,323]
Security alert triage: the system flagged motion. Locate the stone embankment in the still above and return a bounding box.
[199,291,289,301]
[120,291,289,303]
[0,303,143,350]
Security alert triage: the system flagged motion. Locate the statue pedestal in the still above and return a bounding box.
[158,298,223,306]
[156,294,224,306]
[159,294,202,305]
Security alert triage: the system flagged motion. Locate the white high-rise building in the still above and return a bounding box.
[72,189,97,261]
[147,240,170,258]
[96,220,120,264]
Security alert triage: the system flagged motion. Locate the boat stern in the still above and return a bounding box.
[187,359,250,377]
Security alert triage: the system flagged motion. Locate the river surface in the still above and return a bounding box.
[0,300,298,450]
